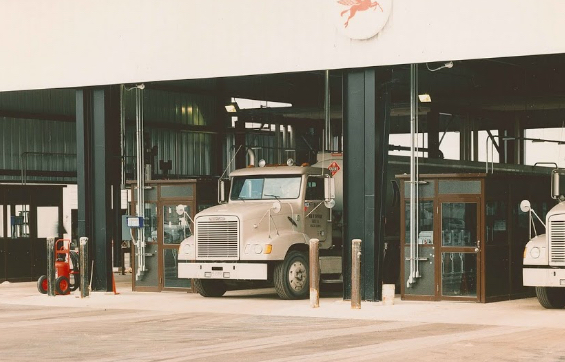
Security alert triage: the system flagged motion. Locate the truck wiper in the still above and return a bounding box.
[264,194,280,201]
[287,216,298,227]
[236,197,246,202]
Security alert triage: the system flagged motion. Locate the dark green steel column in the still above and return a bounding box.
[76,89,93,263]
[76,87,120,292]
[343,68,391,301]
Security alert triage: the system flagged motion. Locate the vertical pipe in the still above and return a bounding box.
[351,239,362,309]
[408,64,416,287]
[79,237,89,298]
[288,125,296,161]
[325,70,331,152]
[275,123,281,164]
[120,84,126,188]
[282,125,288,151]
[47,237,55,296]
[414,66,420,279]
[309,238,320,308]
[135,87,146,281]
[288,125,295,149]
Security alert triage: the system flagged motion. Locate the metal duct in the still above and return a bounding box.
[247,148,255,167]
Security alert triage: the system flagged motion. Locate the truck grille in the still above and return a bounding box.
[550,218,565,265]
[196,218,239,259]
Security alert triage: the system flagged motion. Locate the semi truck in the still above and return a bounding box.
[522,168,565,308]
[177,158,340,299]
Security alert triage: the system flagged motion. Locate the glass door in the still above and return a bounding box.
[439,201,480,301]
[161,203,193,290]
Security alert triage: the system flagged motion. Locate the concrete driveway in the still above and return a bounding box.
[1,275,564,362]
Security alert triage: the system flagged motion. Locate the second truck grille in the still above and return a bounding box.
[550,218,565,265]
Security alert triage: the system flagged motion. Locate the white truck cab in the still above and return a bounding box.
[178,163,338,299]
[523,169,565,308]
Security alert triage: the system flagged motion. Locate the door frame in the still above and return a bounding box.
[131,182,197,292]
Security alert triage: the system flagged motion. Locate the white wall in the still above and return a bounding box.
[1,0,564,92]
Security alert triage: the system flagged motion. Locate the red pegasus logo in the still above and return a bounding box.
[338,0,383,28]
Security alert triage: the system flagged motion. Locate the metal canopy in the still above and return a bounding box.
[1,54,565,134]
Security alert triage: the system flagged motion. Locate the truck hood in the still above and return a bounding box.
[196,202,285,222]
[548,201,565,218]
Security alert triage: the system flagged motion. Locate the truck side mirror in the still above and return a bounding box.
[218,179,230,204]
[552,170,560,199]
[520,200,531,212]
[324,177,335,203]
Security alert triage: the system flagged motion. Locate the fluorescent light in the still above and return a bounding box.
[225,102,239,113]
[418,93,432,103]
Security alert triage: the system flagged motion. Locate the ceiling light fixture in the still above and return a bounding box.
[418,93,432,103]
[426,61,454,72]
[225,101,240,113]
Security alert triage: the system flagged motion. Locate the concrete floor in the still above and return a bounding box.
[1,274,565,362]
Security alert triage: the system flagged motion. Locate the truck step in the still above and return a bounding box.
[321,276,343,284]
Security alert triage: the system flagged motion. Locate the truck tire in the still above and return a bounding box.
[274,250,309,300]
[535,287,565,309]
[194,279,227,297]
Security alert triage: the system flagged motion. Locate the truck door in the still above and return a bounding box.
[304,176,330,243]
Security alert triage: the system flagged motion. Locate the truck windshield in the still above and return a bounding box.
[230,176,302,200]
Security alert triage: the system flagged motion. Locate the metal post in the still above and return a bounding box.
[309,238,320,308]
[79,237,89,298]
[46,237,55,296]
[351,239,362,309]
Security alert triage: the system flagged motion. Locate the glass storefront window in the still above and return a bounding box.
[163,204,192,244]
[37,206,59,238]
[441,203,476,247]
[144,203,158,242]
[441,252,477,297]
[405,200,434,245]
[486,201,507,244]
[7,205,30,238]
[163,249,191,288]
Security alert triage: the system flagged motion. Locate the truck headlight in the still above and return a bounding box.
[181,243,194,255]
[254,244,263,254]
[530,247,540,259]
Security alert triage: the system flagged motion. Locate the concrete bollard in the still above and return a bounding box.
[309,238,320,308]
[351,239,362,309]
[46,237,56,297]
[79,237,89,298]
[382,284,395,305]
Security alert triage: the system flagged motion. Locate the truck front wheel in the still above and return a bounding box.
[194,279,227,297]
[536,287,565,309]
[274,251,309,300]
